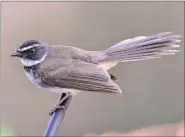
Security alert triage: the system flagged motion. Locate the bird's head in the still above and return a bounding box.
[11,40,48,67]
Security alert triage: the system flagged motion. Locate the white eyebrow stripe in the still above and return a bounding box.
[18,46,33,51]
[18,44,40,52]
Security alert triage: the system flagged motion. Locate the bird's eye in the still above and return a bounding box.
[29,48,35,54]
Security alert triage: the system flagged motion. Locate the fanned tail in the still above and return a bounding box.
[101,32,181,62]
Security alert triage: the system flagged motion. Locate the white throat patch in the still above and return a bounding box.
[20,53,47,67]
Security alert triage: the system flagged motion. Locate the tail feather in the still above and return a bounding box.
[101,32,181,62]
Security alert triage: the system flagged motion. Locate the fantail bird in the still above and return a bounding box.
[11,32,181,114]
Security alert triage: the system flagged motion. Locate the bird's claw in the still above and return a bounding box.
[49,93,71,116]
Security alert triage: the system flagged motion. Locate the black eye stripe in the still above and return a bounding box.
[29,48,35,53]
[17,40,47,61]
[22,46,46,60]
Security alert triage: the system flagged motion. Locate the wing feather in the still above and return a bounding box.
[38,59,121,93]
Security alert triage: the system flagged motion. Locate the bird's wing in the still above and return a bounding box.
[38,59,121,93]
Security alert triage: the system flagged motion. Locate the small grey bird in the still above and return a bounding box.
[11,32,181,114]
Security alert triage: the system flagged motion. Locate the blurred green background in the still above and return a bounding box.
[0,125,15,136]
[0,2,184,136]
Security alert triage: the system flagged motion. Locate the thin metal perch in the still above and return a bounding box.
[44,93,72,136]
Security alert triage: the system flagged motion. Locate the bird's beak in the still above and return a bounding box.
[11,51,22,57]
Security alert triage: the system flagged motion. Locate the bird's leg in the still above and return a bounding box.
[49,93,71,116]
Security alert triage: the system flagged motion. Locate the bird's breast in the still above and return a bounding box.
[24,69,42,88]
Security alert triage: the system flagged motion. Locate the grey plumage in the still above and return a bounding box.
[100,32,180,62]
[11,32,181,95]
[37,55,121,93]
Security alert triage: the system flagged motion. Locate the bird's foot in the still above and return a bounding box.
[49,93,71,116]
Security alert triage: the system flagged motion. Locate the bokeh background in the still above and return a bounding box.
[0,2,184,136]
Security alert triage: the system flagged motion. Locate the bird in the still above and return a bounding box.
[11,32,181,114]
